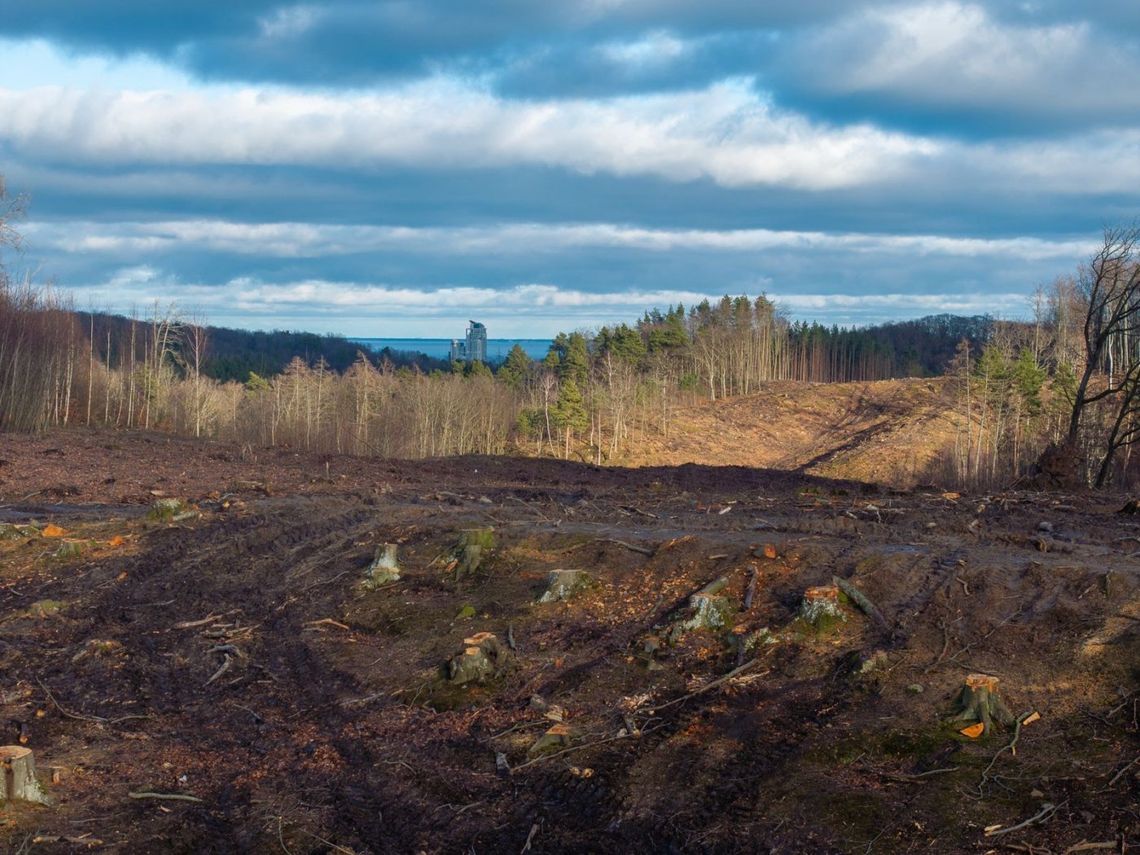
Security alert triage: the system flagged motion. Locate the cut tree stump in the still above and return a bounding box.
[447,631,511,685]
[538,569,592,603]
[1,745,50,804]
[364,543,401,587]
[799,585,846,631]
[678,577,734,634]
[453,528,495,579]
[948,673,1015,736]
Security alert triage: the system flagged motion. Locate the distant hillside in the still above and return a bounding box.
[623,377,959,487]
[75,311,450,382]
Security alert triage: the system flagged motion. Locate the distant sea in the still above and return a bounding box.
[351,338,552,363]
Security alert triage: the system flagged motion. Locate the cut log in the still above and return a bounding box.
[947,673,1016,736]
[1,745,50,804]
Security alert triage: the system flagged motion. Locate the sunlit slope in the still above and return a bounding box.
[626,378,959,487]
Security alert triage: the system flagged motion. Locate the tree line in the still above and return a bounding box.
[4,177,1140,486]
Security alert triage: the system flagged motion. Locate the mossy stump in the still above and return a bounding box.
[798,585,846,631]
[538,569,592,603]
[948,673,1015,736]
[447,631,511,685]
[453,528,495,579]
[363,543,401,587]
[0,746,50,804]
[528,723,575,757]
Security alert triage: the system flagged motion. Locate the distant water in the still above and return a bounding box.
[351,338,552,362]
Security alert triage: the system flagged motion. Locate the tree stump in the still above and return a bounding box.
[538,569,592,603]
[447,632,511,685]
[364,543,401,587]
[948,673,1015,735]
[1,746,50,804]
[454,528,495,579]
[679,577,734,634]
[799,585,846,631]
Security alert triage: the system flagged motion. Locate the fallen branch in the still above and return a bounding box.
[984,801,1061,838]
[597,538,654,556]
[128,791,203,803]
[978,710,1034,795]
[832,576,888,629]
[1107,753,1140,787]
[1063,842,1118,854]
[36,678,149,725]
[205,654,233,686]
[641,657,769,716]
[173,609,240,630]
[303,618,351,631]
[620,505,659,519]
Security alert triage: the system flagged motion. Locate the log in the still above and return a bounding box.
[1,745,50,804]
[831,576,888,629]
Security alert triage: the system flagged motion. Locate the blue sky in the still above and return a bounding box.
[0,1,1137,337]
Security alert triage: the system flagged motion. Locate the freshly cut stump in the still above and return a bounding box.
[948,673,1015,736]
[1,746,50,804]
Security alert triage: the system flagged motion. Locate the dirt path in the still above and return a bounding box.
[0,430,1138,853]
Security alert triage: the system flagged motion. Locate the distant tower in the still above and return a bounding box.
[449,338,466,362]
[466,321,487,362]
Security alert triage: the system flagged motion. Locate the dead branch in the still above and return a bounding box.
[205,654,233,686]
[173,609,240,630]
[128,791,203,803]
[984,801,1062,838]
[596,538,654,556]
[620,505,659,519]
[304,618,351,631]
[36,678,149,725]
[641,657,769,717]
[1107,753,1140,787]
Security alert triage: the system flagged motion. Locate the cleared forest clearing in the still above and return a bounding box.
[0,430,1137,853]
[624,378,959,487]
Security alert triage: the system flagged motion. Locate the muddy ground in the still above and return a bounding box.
[0,430,1138,854]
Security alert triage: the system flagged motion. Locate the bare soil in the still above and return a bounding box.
[0,427,1138,854]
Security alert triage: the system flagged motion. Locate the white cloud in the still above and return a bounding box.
[0,77,935,190]
[68,267,1036,337]
[797,1,1140,121]
[23,218,1095,261]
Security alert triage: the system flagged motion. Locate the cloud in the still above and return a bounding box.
[68,267,1036,337]
[23,218,1096,262]
[0,79,936,190]
[778,2,1140,132]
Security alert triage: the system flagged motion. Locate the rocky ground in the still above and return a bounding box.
[0,429,1137,853]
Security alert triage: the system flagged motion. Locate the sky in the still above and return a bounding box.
[0,1,1137,338]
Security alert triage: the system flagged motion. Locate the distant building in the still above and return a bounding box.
[450,320,487,363]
